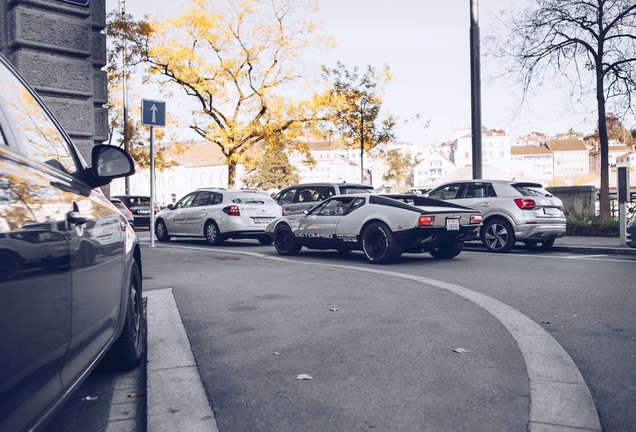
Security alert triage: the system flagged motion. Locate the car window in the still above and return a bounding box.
[175,193,196,209]
[463,183,495,198]
[315,199,341,216]
[295,187,319,203]
[231,193,275,204]
[428,184,462,200]
[192,191,211,207]
[346,198,365,214]
[340,186,374,194]
[514,184,553,197]
[0,61,77,174]
[275,188,297,205]
[317,186,336,200]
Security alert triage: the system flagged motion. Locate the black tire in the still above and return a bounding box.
[430,241,464,259]
[155,219,171,242]
[274,224,302,255]
[204,220,224,245]
[362,222,403,264]
[0,250,20,280]
[481,218,515,253]
[524,239,555,251]
[105,261,144,370]
[258,236,274,246]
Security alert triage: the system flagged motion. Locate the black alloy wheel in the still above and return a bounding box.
[430,241,464,259]
[361,222,403,264]
[274,224,302,255]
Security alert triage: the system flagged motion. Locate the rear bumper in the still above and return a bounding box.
[395,226,480,252]
[515,223,566,241]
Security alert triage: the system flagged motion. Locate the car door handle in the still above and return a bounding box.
[481,203,491,207]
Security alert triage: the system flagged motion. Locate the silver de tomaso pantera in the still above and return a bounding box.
[265,194,482,264]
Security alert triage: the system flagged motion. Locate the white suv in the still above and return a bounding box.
[154,189,282,245]
[426,180,566,252]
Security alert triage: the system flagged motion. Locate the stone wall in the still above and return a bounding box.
[0,0,107,163]
[547,186,597,216]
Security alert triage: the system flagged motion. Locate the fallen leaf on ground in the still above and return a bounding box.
[295,374,313,380]
[329,308,339,312]
[541,321,550,324]
[82,396,98,401]
[453,348,470,354]
[273,352,281,356]
[128,391,142,398]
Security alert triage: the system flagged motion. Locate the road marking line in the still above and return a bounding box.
[150,243,601,431]
[145,288,219,432]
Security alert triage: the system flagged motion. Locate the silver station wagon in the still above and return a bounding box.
[154,188,282,245]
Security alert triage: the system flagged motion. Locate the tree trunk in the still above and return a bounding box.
[227,159,236,189]
[596,57,610,220]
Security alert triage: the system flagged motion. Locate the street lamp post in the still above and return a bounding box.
[119,0,130,195]
[470,0,483,179]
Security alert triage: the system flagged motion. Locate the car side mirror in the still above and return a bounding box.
[167,204,174,210]
[87,145,135,187]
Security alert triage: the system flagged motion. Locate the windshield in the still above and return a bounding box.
[340,186,374,194]
[230,193,275,204]
[513,185,553,197]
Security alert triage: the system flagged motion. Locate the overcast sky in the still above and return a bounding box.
[107,0,608,145]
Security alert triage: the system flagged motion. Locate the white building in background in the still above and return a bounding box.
[451,127,513,175]
[412,149,456,187]
[510,144,553,183]
[548,138,590,181]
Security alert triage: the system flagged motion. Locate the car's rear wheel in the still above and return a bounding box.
[430,241,464,259]
[258,235,273,246]
[362,222,403,264]
[155,219,171,242]
[481,218,515,253]
[105,261,144,370]
[524,239,555,251]
[204,220,223,245]
[274,224,302,255]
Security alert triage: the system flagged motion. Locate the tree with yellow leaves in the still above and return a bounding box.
[137,0,329,188]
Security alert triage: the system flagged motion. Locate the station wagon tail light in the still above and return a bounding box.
[223,205,241,216]
[514,198,536,210]
[470,214,482,224]
[418,215,435,226]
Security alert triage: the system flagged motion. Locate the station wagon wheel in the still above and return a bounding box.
[105,261,144,370]
[204,220,224,245]
[274,224,302,255]
[481,218,515,253]
[155,219,171,242]
[430,241,464,259]
[523,239,555,251]
[362,222,403,264]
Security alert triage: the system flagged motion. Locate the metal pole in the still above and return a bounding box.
[150,126,156,248]
[470,0,483,179]
[360,105,365,184]
[119,0,130,195]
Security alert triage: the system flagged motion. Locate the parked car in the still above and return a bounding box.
[627,214,635,248]
[426,179,566,252]
[0,53,143,432]
[273,182,375,215]
[111,194,160,227]
[265,193,482,264]
[111,197,135,227]
[154,188,282,245]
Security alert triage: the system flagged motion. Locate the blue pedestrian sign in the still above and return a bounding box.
[141,99,166,127]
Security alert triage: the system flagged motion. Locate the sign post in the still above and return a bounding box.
[617,167,629,246]
[141,99,166,247]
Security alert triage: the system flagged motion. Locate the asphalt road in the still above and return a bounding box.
[46,237,636,431]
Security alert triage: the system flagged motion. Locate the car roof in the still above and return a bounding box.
[436,179,543,187]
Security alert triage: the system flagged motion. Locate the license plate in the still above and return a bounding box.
[544,207,559,216]
[446,218,460,231]
[138,210,150,215]
[252,217,273,224]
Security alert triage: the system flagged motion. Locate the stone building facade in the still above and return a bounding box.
[0,0,108,162]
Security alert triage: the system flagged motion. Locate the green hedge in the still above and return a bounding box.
[566,211,620,237]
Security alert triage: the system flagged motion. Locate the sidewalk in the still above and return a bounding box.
[552,236,636,255]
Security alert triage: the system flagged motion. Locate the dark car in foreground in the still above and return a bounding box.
[627,214,635,248]
[0,53,144,432]
[266,194,482,264]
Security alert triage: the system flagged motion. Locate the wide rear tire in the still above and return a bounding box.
[362,222,403,264]
[430,241,464,259]
[274,224,302,255]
